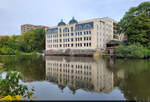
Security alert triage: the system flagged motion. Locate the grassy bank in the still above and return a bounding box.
[0,51,43,56]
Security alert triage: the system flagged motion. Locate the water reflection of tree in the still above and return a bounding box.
[114,59,150,100]
[0,56,45,82]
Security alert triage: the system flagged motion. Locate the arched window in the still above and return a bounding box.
[64,28,69,32]
[76,25,83,30]
[83,24,92,29]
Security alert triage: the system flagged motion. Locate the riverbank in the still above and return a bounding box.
[0,52,43,56]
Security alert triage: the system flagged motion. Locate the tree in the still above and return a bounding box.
[0,36,9,48]
[22,28,45,53]
[126,13,150,45]
[117,1,150,34]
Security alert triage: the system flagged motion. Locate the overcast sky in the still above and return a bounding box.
[0,0,149,35]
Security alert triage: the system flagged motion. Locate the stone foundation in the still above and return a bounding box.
[45,49,96,57]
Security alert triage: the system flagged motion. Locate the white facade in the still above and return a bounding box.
[46,17,116,52]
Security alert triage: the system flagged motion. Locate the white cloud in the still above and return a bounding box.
[0,0,149,35]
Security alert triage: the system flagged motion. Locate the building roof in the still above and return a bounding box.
[58,19,66,26]
[107,40,124,45]
[69,17,78,24]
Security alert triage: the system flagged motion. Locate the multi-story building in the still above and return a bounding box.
[21,24,48,34]
[46,17,118,53]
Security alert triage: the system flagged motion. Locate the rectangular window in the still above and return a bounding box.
[71,33,74,36]
[71,38,73,41]
[59,28,62,33]
[89,31,91,34]
[86,31,88,34]
[71,27,73,32]
[80,37,82,41]
[80,32,82,35]
[78,32,80,36]
[76,38,78,41]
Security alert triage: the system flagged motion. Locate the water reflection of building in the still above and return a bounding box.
[45,56,114,93]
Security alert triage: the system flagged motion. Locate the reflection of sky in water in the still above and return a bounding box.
[21,81,125,100]
[1,71,125,100]
[2,56,150,100]
[1,56,126,100]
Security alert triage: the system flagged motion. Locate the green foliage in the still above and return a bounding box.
[0,28,45,55]
[126,13,150,46]
[0,72,34,98]
[115,1,150,58]
[0,36,9,48]
[116,43,150,58]
[117,1,150,34]
[22,28,45,53]
[116,1,150,46]
[0,47,15,55]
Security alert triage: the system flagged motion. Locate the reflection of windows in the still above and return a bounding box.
[89,43,91,47]
[89,37,91,40]
[71,44,73,47]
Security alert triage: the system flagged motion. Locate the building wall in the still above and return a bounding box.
[21,24,48,34]
[46,17,116,52]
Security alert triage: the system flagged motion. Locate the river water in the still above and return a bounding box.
[1,55,150,101]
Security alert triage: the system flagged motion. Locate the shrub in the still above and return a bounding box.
[0,47,15,55]
[0,72,34,99]
[116,43,150,58]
